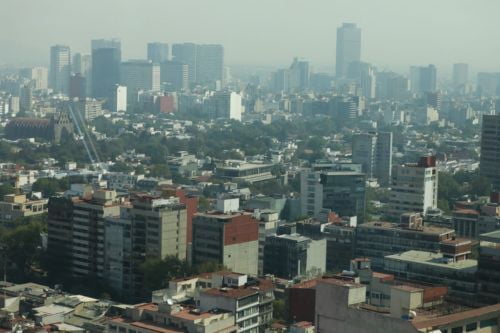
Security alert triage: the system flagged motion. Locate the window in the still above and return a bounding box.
[451,327,462,333]
[480,318,498,328]
[465,322,477,332]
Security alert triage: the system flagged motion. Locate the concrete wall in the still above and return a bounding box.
[223,240,259,276]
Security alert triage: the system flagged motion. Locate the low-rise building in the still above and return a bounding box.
[355,220,455,269]
[0,194,48,225]
[215,160,275,184]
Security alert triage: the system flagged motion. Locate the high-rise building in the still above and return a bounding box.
[478,230,500,304]
[288,58,310,91]
[72,53,92,96]
[477,72,500,97]
[69,73,86,100]
[160,61,189,91]
[376,71,409,101]
[480,114,500,190]
[192,211,259,276]
[196,44,224,85]
[48,189,188,302]
[347,61,376,98]
[352,131,393,186]
[112,84,127,112]
[91,47,121,99]
[120,60,160,102]
[172,43,197,83]
[386,156,438,218]
[410,65,437,93]
[147,42,169,63]
[336,23,361,78]
[203,91,242,121]
[49,45,71,94]
[420,64,437,92]
[20,67,49,90]
[91,38,121,51]
[453,63,468,88]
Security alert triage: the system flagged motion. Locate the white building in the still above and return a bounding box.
[386,156,438,218]
[113,85,127,112]
[205,91,242,121]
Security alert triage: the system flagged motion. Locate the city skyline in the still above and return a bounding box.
[1,0,500,75]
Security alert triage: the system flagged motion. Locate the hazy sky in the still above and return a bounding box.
[1,0,500,75]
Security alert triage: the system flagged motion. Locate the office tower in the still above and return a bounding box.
[91,47,121,99]
[160,61,189,91]
[477,72,500,97]
[336,23,361,78]
[386,156,438,218]
[352,131,393,186]
[91,38,121,51]
[425,91,442,110]
[376,71,409,101]
[69,73,86,100]
[196,44,224,85]
[49,45,71,94]
[453,63,468,88]
[480,114,500,190]
[410,65,437,93]
[420,64,437,92]
[172,43,197,83]
[288,58,310,91]
[203,91,242,121]
[263,234,326,279]
[72,53,92,95]
[112,85,127,112]
[9,96,20,115]
[120,60,160,102]
[19,85,33,111]
[20,67,49,90]
[348,61,376,98]
[192,211,259,276]
[272,69,290,92]
[147,42,169,63]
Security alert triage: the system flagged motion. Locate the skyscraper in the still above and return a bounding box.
[352,131,393,186]
[120,60,160,102]
[49,45,71,94]
[147,42,169,63]
[420,64,437,92]
[91,47,121,99]
[91,38,121,51]
[160,61,189,91]
[336,23,361,78]
[453,63,468,88]
[347,61,376,98]
[196,44,224,84]
[410,65,437,93]
[172,43,198,83]
[288,57,310,92]
[480,114,500,190]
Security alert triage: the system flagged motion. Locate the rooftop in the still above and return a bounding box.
[360,221,454,236]
[385,250,477,272]
[480,230,500,242]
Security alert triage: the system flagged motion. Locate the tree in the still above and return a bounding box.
[0,222,43,280]
[0,183,15,198]
[468,176,491,197]
[273,299,286,321]
[149,164,172,179]
[109,161,133,173]
[32,178,69,197]
[140,256,190,291]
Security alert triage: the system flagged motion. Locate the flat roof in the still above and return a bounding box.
[412,303,500,329]
[385,250,477,271]
[360,221,454,235]
[480,230,500,242]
